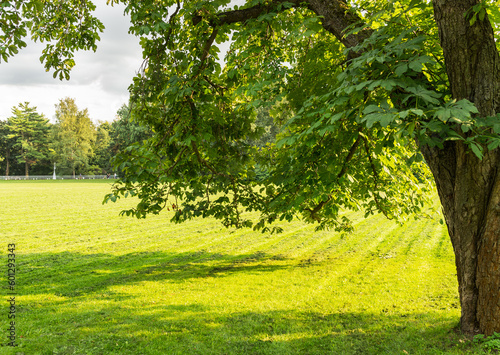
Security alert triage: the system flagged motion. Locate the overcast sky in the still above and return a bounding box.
[0,1,143,123]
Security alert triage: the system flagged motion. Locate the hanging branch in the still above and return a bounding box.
[306,133,362,221]
[362,136,392,219]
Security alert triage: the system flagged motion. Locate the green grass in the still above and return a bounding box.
[0,180,484,354]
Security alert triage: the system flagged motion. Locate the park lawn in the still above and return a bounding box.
[0,180,485,354]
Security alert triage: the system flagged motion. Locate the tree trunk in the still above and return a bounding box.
[25,161,29,177]
[476,168,500,334]
[5,147,10,176]
[427,0,500,335]
[421,142,500,335]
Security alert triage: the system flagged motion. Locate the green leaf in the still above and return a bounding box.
[399,110,409,119]
[380,79,397,90]
[479,8,486,21]
[435,107,451,122]
[470,142,483,159]
[407,122,415,135]
[363,105,382,115]
[34,1,43,12]
[487,139,500,151]
[380,114,394,127]
[364,112,394,128]
[410,108,424,116]
[408,60,421,72]
[406,86,440,104]
[395,63,408,77]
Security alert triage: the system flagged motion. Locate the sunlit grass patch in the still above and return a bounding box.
[0,180,483,354]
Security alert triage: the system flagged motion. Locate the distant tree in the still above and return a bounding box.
[89,121,113,173]
[109,104,153,156]
[0,122,4,163]
[246,107,281,148]
[6,102,50,177]
[0,120,13,175]
[51,98,96,177]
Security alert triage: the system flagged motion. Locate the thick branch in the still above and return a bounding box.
[306,0,371,50]
[336,133,362,179]
[193,0,370,53]
[193,0,302,26]
[199,26,218,69]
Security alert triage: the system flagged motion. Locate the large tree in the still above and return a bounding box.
[6,102,50,177]
[51,98,96,177]
[89,121,113,174]
[3,0,500,336]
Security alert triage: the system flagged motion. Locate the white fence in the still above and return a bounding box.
[0,175,118,180]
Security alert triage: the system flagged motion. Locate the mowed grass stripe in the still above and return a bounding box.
[0,181,482,354]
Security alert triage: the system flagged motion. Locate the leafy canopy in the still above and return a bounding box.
[51,98,97,175]
[104,0,500,232]
[0,0,104,79]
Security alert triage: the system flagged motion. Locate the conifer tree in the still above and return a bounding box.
[7,102,50,177]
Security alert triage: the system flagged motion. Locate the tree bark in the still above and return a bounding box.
[211,0,370,53]
[421,141,500,335]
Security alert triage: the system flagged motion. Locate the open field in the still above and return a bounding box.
[0,180,486,354]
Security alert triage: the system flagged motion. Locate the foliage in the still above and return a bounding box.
[89,121,113,173]
[105,0,500,234]
[474,332,500,352]
[51,97,97,176]
[3,0,498,231]
[0,100,157,176]
[0,0,104,79]
[6,102,50,176]
[109,103,153,156]
[100,0,446,233]
[245,106,281,148]
[0,120,11,163]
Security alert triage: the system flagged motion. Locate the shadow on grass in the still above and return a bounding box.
[18,250,291,297]
[13,251,470,354]
[17,304,464,355]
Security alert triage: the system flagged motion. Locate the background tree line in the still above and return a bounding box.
[0,97,152,177]
[0,98,279,177]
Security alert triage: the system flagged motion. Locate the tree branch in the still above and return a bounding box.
[193,0,302,27]
[363,136,392,220]
[306,133,362,220]
[199,26,218,69]
[192,0,370,54]
[306,0,371,51]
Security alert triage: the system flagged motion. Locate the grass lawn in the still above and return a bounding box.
[0,180,485,354]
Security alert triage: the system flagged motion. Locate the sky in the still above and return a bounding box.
[0,1,143,123]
